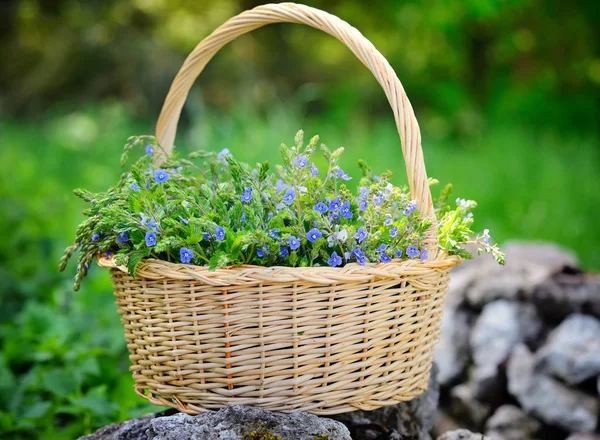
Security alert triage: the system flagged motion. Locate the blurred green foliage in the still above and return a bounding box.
[0,0,598,437]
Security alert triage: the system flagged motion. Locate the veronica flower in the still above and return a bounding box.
[257,248,266,258]
[282,188,296,205]
[340,202,352,219]
[267,228,279,238]
[376,244,388,253]
[344,251,351,261]
[217,148,230,160]
[352,247,365,259]
[140,213,147,225]
[406,245,420,258]
[483,229,491,245]
[373,175,381,181]
[240,210,247,223]
[328,251,342,267]
[420,249,429,261]
[275,179,287,194]
[180,247,194,264]
[148,219,158,231]
[329,197,341,212]
[130,183,140,192]
[379,252,392,263]
[154,169,169,184]
[358,198,368,211]
[215,226,226,241]
[311,163,319,176]
[355,227,367,243]
[289,236,300,251]
[203,233,211,240]
[91,234,100,242]
[145,231,157,247]
[390,226,399,238]
[294,155,309,169]
[327,235,336,248]
[314,202,328,214]
[178,216,189,225]
[117,231,129,245]
[384,215,393,226]
[280,246,289,258]
[145,144,154,156]
[373,195,384,207]
[336,229,348,242]
[105,251,112,258]
[395,250,403,258]
[306,228,322,243]
[241,186,253,203]
[336,168,352,180]
[403,200,417,216]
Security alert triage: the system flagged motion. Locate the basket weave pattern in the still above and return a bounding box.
[101,2,461,415]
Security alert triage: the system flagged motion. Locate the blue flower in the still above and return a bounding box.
[307,228,322,243]
[403,200,417,216]
[329,197,341,212]
[352,247,365,258]
[373,175,381,181]
[180,247,194,264]
[154,169,169,184]
[395,250,403,258]
[373,195,384,207]
[105,251,112,258]
[91,233,100,242]
[384,215,393,226]
[328,251,342,267]
[130,183,140,192]
[148,219,158,231]
[275,179,287,193]
[217,148,230,160]
[241,187,253,203]
[203,233,211,240]
[289,236,300,251]
[280,246,289,258]
[314,202,328,214]
[483,229,490,245]
[358,198,368,211]
[311,163,319,176]
[140,213,147,225]
[117,231,129,244]
[282,188,296,205]
[179,216,189,225]
[240,210,247,223]
[267,228,279,238]
[379,252,392,263]
[340,201,352,219]
[390,226,399,238]
[406,245,420,258]
[145,231,157,247]
[145,144,154,156]
[336,168,352,180]
[355,227,367,243]
[215,226,226,241]
[294,155,309,169]
[420,249,429,261]
[145,182,151,189]
[257,248,266,258]
[376,244,388,253]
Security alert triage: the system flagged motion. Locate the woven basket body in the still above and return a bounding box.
[101,2,461,414]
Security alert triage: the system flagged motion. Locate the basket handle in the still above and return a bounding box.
[155,2,438,252]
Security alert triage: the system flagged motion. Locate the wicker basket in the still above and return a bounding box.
[98,2,460,415]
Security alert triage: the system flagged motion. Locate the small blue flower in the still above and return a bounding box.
[140,213,147,225]
[275,179,287,193]
[130,183,140,192]
[105,251,112,258]
[403,200,417,216]
[145,144,154,156]
[289,236,300,251]
[373,175,381,181]
[311,163,319,176]
[154,169,169,184]
[307,228,322,243]
[282,188,296,205]
[217,148,230,160]
[145,231,157,247]
[294,155,309,169]
[340,201,352,219]
[215,226,226,241]
[384,215,393,226]
[395,250,403,258]
[91,233,100,242]
[328,251,342,267]
[267,212,273,221]
[352,247,365,258]
[179,216,189,225]
[380,252,392,263]
[241,186,253,203]
[406,245,420,258]
[336,168,352,180]
[117,231,129,244]
[390,226,399,238]
[329,197,341,212]
[267,228,279,238]
[145,182,151,189]
[240,210,247,223]
[420,249,429,261]
[180,247,194,264]
[148,219,158,231]
[376,244,388,253]
[314,202,328,214]
[203,233,211,240]
[280,246,289,258]
[373,195,384,207]
[483,229,490,245]
[355,227,367,243]
[358,198,368,211]
[257,248,266,258]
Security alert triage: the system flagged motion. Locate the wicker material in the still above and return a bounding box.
[100,2,462,415]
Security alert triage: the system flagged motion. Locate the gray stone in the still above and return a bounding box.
[470,300,541,368]
[449,382,491,429]
[332,363,440,440]
[535,314,600,384]
[507,344,598,433]
[434,306,472,385]
[81,406,351,440]
[437,429,489,440]
[469,364,503,404]
[485,405,540,440]
[463,242,578,308]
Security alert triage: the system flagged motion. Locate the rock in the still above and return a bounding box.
[463,242,578,308]
[507,344,598,433]
[332,363,440,440]
[530,272,600,322]
[434,306,472,386]
[470,300,542,368]
[437,429,490,440]
[80,411,173,440]
[469,364,504,404]
[449,382,491,429]
[485,405,540,440]
[535,314,600,384]
[82,406,351,440]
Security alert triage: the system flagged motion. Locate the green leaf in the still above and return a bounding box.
[42,369,79,398]
[127,249,149,276]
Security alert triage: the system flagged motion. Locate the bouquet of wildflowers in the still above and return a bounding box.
[59,130,504,290]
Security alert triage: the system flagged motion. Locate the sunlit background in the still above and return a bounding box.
[0,0,598,438]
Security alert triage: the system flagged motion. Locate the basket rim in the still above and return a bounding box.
[97,253,460,286]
